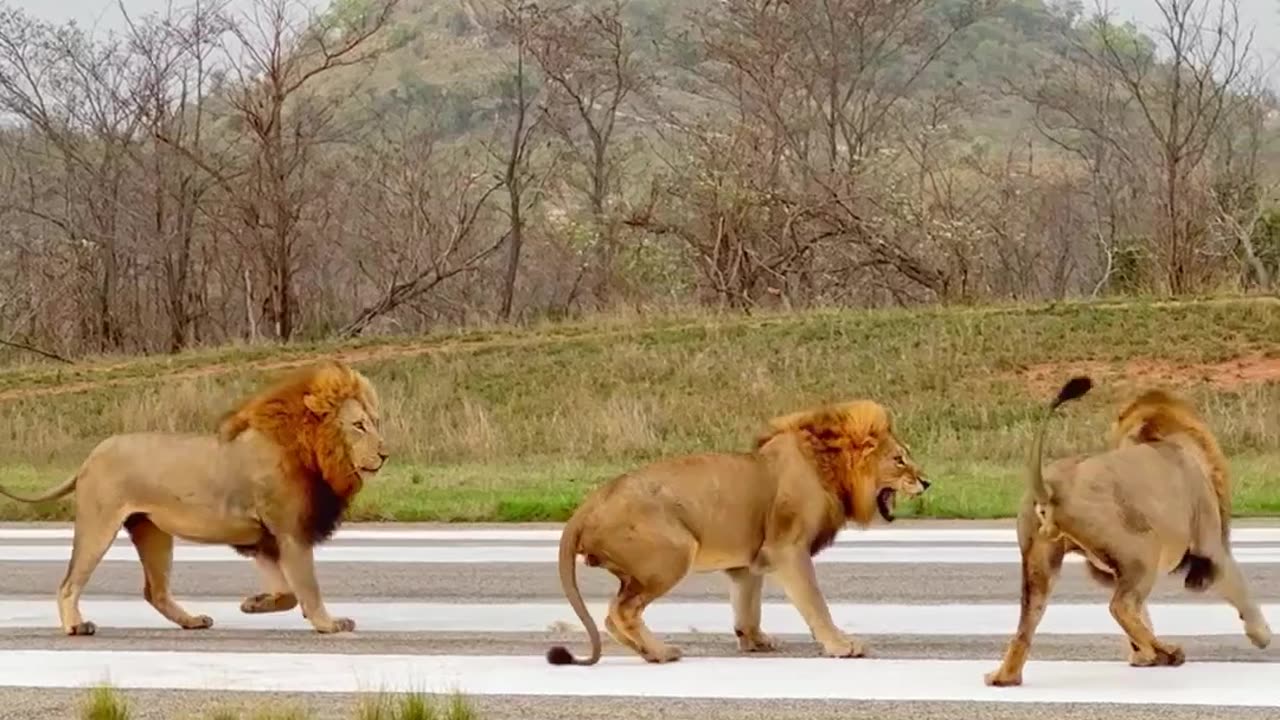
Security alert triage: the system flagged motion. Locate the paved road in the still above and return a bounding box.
[1,519,1279,719]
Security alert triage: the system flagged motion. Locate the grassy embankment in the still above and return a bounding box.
[1,297,1278,522]
[79,683,479,720]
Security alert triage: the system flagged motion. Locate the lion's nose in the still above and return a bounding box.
[920,478,931,491]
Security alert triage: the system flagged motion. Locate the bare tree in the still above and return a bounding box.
[491,0,546,320]
[119,0,230,351]
[1085,0,1256,293]
[631,0,988,306]
[526,0,649,306]
[164,0,398,342]
[0,9,145,350]
[337,122,506,338]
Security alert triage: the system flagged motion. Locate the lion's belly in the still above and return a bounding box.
[690,545,756,572]
[141,507,264,546]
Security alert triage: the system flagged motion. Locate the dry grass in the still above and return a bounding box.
[356,691,478,720]
[80,685,132,720]
[77,686,483,720]
[3,298,1280,521]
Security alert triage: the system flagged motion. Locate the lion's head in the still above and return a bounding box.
[217,360,388,502]
[758,400,930,525]
[1110,387,1230,523]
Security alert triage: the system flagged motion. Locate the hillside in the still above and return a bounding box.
[1,297,1278,522]
[335,0,1105,148]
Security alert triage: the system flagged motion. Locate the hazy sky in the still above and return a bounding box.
[5,0,1278,89]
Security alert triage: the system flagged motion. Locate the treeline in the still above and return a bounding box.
[0,0,1276,359]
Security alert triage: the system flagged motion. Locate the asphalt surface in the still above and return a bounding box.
[0,519,1277,719]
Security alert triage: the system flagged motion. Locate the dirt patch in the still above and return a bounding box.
[1016,352,1280,394]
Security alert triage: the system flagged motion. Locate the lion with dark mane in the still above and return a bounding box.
[985,377,1270,688]
[545,399,931,666]
[0,360,386,636]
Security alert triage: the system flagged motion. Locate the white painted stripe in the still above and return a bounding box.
[5,543,1280,565]
[0,650,1276,706]
[0,599,1270,637]
[4,526,1280,544]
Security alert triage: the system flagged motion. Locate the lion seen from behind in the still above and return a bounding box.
[984,377,1271,688]
[545,399,931,666]
[0,360,388,636]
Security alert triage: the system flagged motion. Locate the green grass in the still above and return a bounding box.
[356,691,478,720]
[75,685,483,720]
[2,298,1279,522]
[80,685,132,720]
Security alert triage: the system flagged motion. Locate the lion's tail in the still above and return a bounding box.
[1028,376,1093,505]
[545,512,601,666]
[0,473,78,504]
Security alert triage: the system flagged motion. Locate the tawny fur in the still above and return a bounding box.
[985,378,1271,688]
[1110,388,1232,544]
[546,399,931,666]
[0,360,388,636]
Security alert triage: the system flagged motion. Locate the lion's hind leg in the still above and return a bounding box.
[1125,603,1157,665]
[602,532,693,664]
[125,516,214,630]
[984,531,1064,687]
[1109,558,1184,667]
[58,508,130,636]
[604,591,645,655]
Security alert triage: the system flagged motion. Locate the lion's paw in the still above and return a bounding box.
[984,670,1022,687]
[182,615,214,630]
[643,645,683,663]
[1128,648,1159,667]
[735,629,778,653]
[1247,621,1272,649]
[822,638,866,658]
[314,617,356,634]
[1156,644,1185,666]
[66,621,97,637]
[240,592,298,614]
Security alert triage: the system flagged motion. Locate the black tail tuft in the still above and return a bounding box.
[546,646,575,665]
[1054,376,1093,407]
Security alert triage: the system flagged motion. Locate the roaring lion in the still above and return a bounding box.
[545,399,931,666]
[984,377,1271,687]
[0,360,387,636]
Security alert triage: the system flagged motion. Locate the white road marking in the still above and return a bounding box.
[4,526,1280,544]
[0,599,1270,637]
[0,650,1276,706]
[4,543,1280,564]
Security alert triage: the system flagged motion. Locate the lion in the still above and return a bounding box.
[0,360,387,636]
[984,377,1271,688]
[545,399,931,666]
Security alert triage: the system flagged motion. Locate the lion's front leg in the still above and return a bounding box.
[726,567,777,652]
[768,547,864,658]
[240,554,299,615]
[275,537,353,633]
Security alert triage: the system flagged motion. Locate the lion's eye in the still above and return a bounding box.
[354,421,367,432]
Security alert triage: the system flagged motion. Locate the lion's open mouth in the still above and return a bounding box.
[876,488,896,522]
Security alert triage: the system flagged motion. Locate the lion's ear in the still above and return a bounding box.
[852,431,883,458]
[303,393,330,416]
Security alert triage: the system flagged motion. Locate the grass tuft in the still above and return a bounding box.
[80,685,131,720]
[356,690,478,720]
